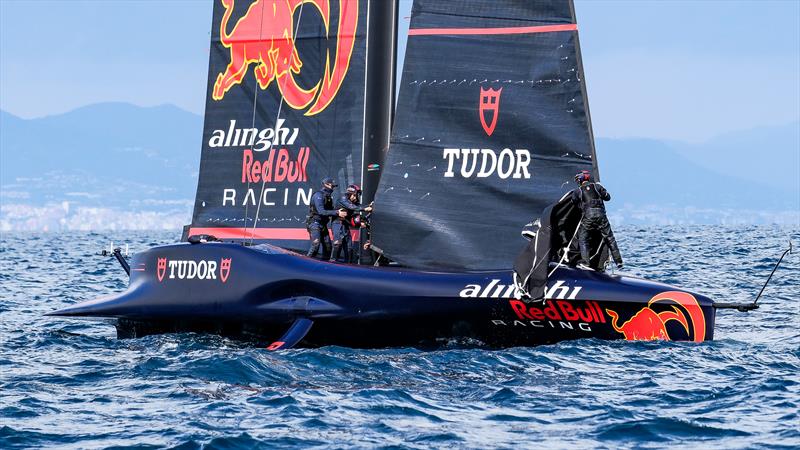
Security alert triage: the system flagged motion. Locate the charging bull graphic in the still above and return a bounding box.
[606,291,707,342]
[212,0,359,116]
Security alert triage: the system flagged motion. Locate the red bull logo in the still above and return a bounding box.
[479,87,502,136]
[212,0,359,116]
[606,291,707,342]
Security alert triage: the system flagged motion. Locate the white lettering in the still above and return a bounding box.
[460,149,480,177]
[207,118,300,151]
[443,148,459,177]
[461,279,581,300]
[161,259,222,281]
[297,188,312,206]
[514,149,531,179]
[441,148,531,179]
[186,261,198,279]
[196,260,208,279]
[255,128,273,151]
[209,129,225,148]
[224,120,236,147]
[480,279,499,298]
[459,284,482,298]
[568,286,582,300]
[222,189,236,206]
[176,261,187,279]
[262,188,276,206]
[243,189,256,206]
[545,280,569,300]
[239,127,258,146]
[477,149,497,177]
[497,148,514,179]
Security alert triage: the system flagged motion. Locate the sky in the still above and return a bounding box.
[1,0,798,143]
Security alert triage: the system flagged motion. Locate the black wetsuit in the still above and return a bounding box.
[571,182,623,268]
[329,195,367,262]
[306,187,338,259]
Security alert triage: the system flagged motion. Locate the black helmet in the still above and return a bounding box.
[321,177,338,187]
[574,170,591,184]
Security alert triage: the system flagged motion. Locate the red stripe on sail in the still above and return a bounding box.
[188,227,361,242]
[189,227,309,240]
[408,23,577,36]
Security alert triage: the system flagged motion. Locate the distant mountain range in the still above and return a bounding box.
[0,103,202,230]
[1,103,797,230]
[1,103,202,205]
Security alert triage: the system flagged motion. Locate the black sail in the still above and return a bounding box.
[188,0,369,251]
[370,0,598,270]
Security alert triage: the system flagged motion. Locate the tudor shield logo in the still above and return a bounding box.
[157,258,167,282]
[479,87,502,136]
[220,258,232,283]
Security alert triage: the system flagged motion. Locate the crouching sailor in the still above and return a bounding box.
[306,177,347,259]
[330,184,372,263]
[572,170,624,270]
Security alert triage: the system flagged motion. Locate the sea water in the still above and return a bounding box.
[1,226,798,449]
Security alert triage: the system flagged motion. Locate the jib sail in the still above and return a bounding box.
[370,0,598,270]
[187,0,370,251]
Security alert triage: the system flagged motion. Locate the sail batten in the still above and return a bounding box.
[370,0,597,270]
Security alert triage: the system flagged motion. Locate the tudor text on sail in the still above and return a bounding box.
[443,148,531,179]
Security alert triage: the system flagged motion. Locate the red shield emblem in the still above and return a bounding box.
[220,258,231,283]
[479,87,502,136]
[157,257,166,282]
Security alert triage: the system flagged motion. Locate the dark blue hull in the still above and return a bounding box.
[51,242,715,348]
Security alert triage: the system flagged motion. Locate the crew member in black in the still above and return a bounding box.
[330,184,372,262]
[571,170,624,270]
[306,177,346,259]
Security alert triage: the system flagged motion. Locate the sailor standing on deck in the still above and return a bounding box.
[330,184,372,263]
[571,170,624,270]
[306,177,347,259]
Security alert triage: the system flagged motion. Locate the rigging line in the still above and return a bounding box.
[243,0,269,235]
[548,217,581,278]
[249,2,307,245]
[754,241,793,306]
[527,195,575,280]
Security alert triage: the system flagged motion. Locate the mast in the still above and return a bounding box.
[360,0,398,204]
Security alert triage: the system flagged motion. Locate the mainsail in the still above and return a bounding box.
[370,0,598,270]
[187,0,371,251]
